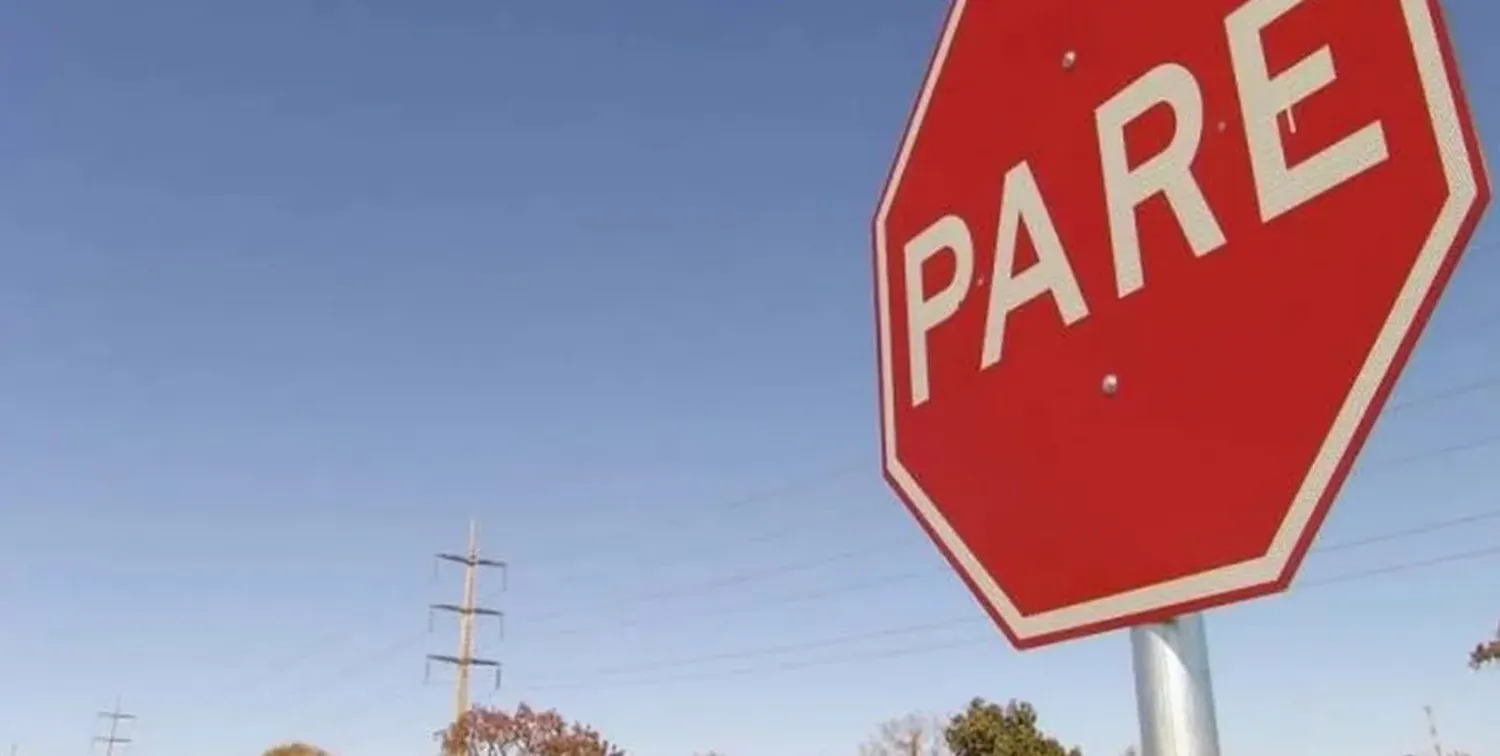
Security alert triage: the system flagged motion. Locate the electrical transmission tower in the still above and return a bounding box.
[427,519,506,732]
[1422,705,1470,756]
[91,698,135,756]
[1426,705,1443,756]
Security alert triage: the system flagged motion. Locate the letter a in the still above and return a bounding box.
[980,162,1089,371]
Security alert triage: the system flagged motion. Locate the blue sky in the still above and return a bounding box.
[0,1,1497,755]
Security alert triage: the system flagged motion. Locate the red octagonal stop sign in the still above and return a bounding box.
[873,0,1489,649]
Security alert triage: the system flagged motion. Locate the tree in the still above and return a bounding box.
[263,744,331,756]
[436,703,625,756]
[861,713,951,756]
[943,699,1081,756]
[1470,623,1500,669]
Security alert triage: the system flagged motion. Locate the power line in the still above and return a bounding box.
[198,354,1500,721]
[543,569,935,639]
[282,482,1500,756]
[323,504,1500,706]
[535,502,1500,640]
[528,536,912,624]
[1314,507,1500,554]
[521,460,868,572]
[317,535,1500,751]
[1423,303,1500,347]
[200,461,868,702]
[232,426,1500,720]
[249,540,918,726]
[1301,544,1500,588]
[518,429,1500,630]
[533,492,879,587]
[81,243,1500,726]
[1387,371,1500,410]
[194,252,1500,752]
[519,543,1500,691]
[517,377,1500,619]
[269,537,921,735]
[512,369,1500,623]
[1349,428,1500,481]
[537,511,1500,670]
[541,615,977,681]
[211,366,1500,707]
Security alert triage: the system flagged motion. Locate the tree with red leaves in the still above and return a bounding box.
[1469,623,1500,670]
[436,703,625,756]
[262,743,331,756]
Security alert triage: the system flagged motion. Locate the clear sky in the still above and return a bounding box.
[0,1,1497,755]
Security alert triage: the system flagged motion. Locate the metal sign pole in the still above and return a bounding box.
[1131,613,1222,756]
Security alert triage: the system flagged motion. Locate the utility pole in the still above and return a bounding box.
[92,697,135,756]
[427,519,506,738]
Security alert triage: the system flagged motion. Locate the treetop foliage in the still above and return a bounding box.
[262,743,331,756]
[1470,623,1500,670]
[436,703,625,756]
[861,698,1083,756]
[262,696,1093,756]
[943,698,1082,756]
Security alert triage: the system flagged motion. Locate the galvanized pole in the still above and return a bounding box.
[1131,613,1221,756]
